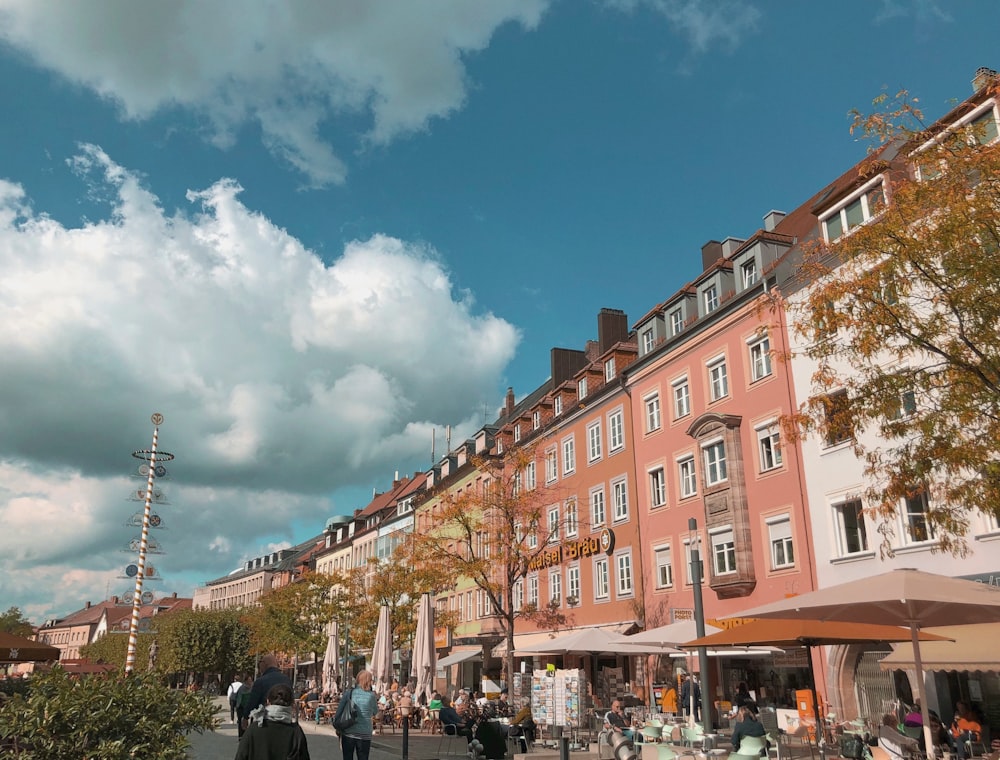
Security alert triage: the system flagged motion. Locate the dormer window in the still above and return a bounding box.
[670,309,683,336]
[554,395,563,416]
[578,377,588,400]
[704,285,719,314]
[970,105,999,145]
[641,328,654,354]
[513,424,521,442]
[532,410,541,430]
[821,178,885,242]
[604,358,616,382]
[741,259,758,289]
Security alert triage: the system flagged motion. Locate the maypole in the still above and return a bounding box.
[124,413,174,675]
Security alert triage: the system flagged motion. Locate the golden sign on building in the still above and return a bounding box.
[526,528,615,572]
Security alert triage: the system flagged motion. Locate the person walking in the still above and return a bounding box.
[235,683,310,760]
[340,670,378,760]
[228,675,244,723]
[243,655,293,718]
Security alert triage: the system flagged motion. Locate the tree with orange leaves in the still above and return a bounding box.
[785,80,1000,554]
[404,442,571,694]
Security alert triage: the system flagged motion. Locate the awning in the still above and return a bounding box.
[437,649,482,668]
[495,622,638,658]
[879,623,1000,672]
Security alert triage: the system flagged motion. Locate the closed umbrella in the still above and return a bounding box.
[322,620,340,695]
[733,568,1000,759]
[410,593,436,704]
[370,604,394,695]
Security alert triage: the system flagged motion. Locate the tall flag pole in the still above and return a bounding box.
[124,413,174,675]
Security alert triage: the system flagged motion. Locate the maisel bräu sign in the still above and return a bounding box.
[527,528,615,571]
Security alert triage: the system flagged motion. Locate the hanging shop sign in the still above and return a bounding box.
[527,528,615,572]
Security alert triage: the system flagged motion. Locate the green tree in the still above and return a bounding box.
[80,629,131,668]
[0,668,216,759]
[0,607,33,637]
[155,608,253,681]
[251,571,341,675]
[784,81,1000,554]
[406,444,570,694]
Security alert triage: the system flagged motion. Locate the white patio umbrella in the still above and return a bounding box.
[370,604,394,695]
[733,568,1000,759]
[322,620,340,695]
[410,593,436,704]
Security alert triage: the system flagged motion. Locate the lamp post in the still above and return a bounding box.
[688,517,712,732]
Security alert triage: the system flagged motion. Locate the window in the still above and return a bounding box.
[545,448,558,483]
[704,284,719,314]
[757,422,782,472]
[678,456,697,498]
[890,388,917,420]
[565,498,578,537]
[654,545,673,589]
[595,557,610,599]
[708,357,729,401]
[525,461,536,490]
[547,505,560,544]
[833,498,869,556]
[711,527,737,575]
[641,328,655,354]
[513,470,521,496]
[670,309,683,336]
[823,390,854,446]
[591,486,606,527]
[608,409,625,452]
[741,259,758,289]
[554,395,563,416]
[605,358,616,382]
[526,519,537,549]
[673,377,691,419]
[496,438,504,454]
[822,180,885,242]
[684,538,705,584]
[749,334,772,381]
[903,490,935,544]
[768,516,794,569]
[644,393,662,433]
[578,377,588,399]
[527,575,539,607]
[513,424,521,442]
[549,569,562,605]
[970,106,999,145]
[513,580,524,612]
[532,410,541,430]
[616,551,634,595]
[612,478,629,521]
[567,565,581,604]
[587,421,602,462]
[703,440,728,485]
[562,436,576,475]
[649,467,666,508]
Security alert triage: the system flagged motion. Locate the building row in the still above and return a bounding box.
[189,70,1000,726]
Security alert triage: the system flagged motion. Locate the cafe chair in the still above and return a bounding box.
[732,735,768,759]
[437,723,464,756]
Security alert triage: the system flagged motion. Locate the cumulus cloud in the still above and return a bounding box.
[0,146,519,617]
[0,0,548,187]
[605,0,761,54]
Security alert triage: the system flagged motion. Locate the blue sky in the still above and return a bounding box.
[0,0,995,622]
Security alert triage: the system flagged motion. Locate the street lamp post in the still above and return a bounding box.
[688,517,712,732]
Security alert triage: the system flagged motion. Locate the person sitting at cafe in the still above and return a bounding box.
[605,700,634,741]
[734,682,758,715]
[950,701,982,759]
[731,706,768,752]
[495,690,512,718]
[511,703,536,752]
[440,695,474,743]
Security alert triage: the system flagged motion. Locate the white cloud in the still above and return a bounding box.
[0,146,519,618]
[0,0,549,186]
[604,0,761,54]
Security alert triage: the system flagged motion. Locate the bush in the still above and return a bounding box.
[0,667,218,759]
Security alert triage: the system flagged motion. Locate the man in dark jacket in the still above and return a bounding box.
[680,674,701,721]
[240,655,292,726]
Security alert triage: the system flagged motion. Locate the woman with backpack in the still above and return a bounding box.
[235,683,310,760]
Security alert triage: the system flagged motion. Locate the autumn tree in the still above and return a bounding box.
[406,443,571,694]
[155,607,253,682]
[785,81,1000,554]
[251,571,342,679]
[0,607,33,637]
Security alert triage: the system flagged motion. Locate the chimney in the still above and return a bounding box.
[584,340,600,361]
[550,348,587,387]
[111,595,119,604]
[504,387,516,418]
[763,210,786,232]
[721,237,745,258]
[85,601,91,609]
[171,592,177,599]
[597,308,628,353]
[973,67,998,92]
[701,240,723,269]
